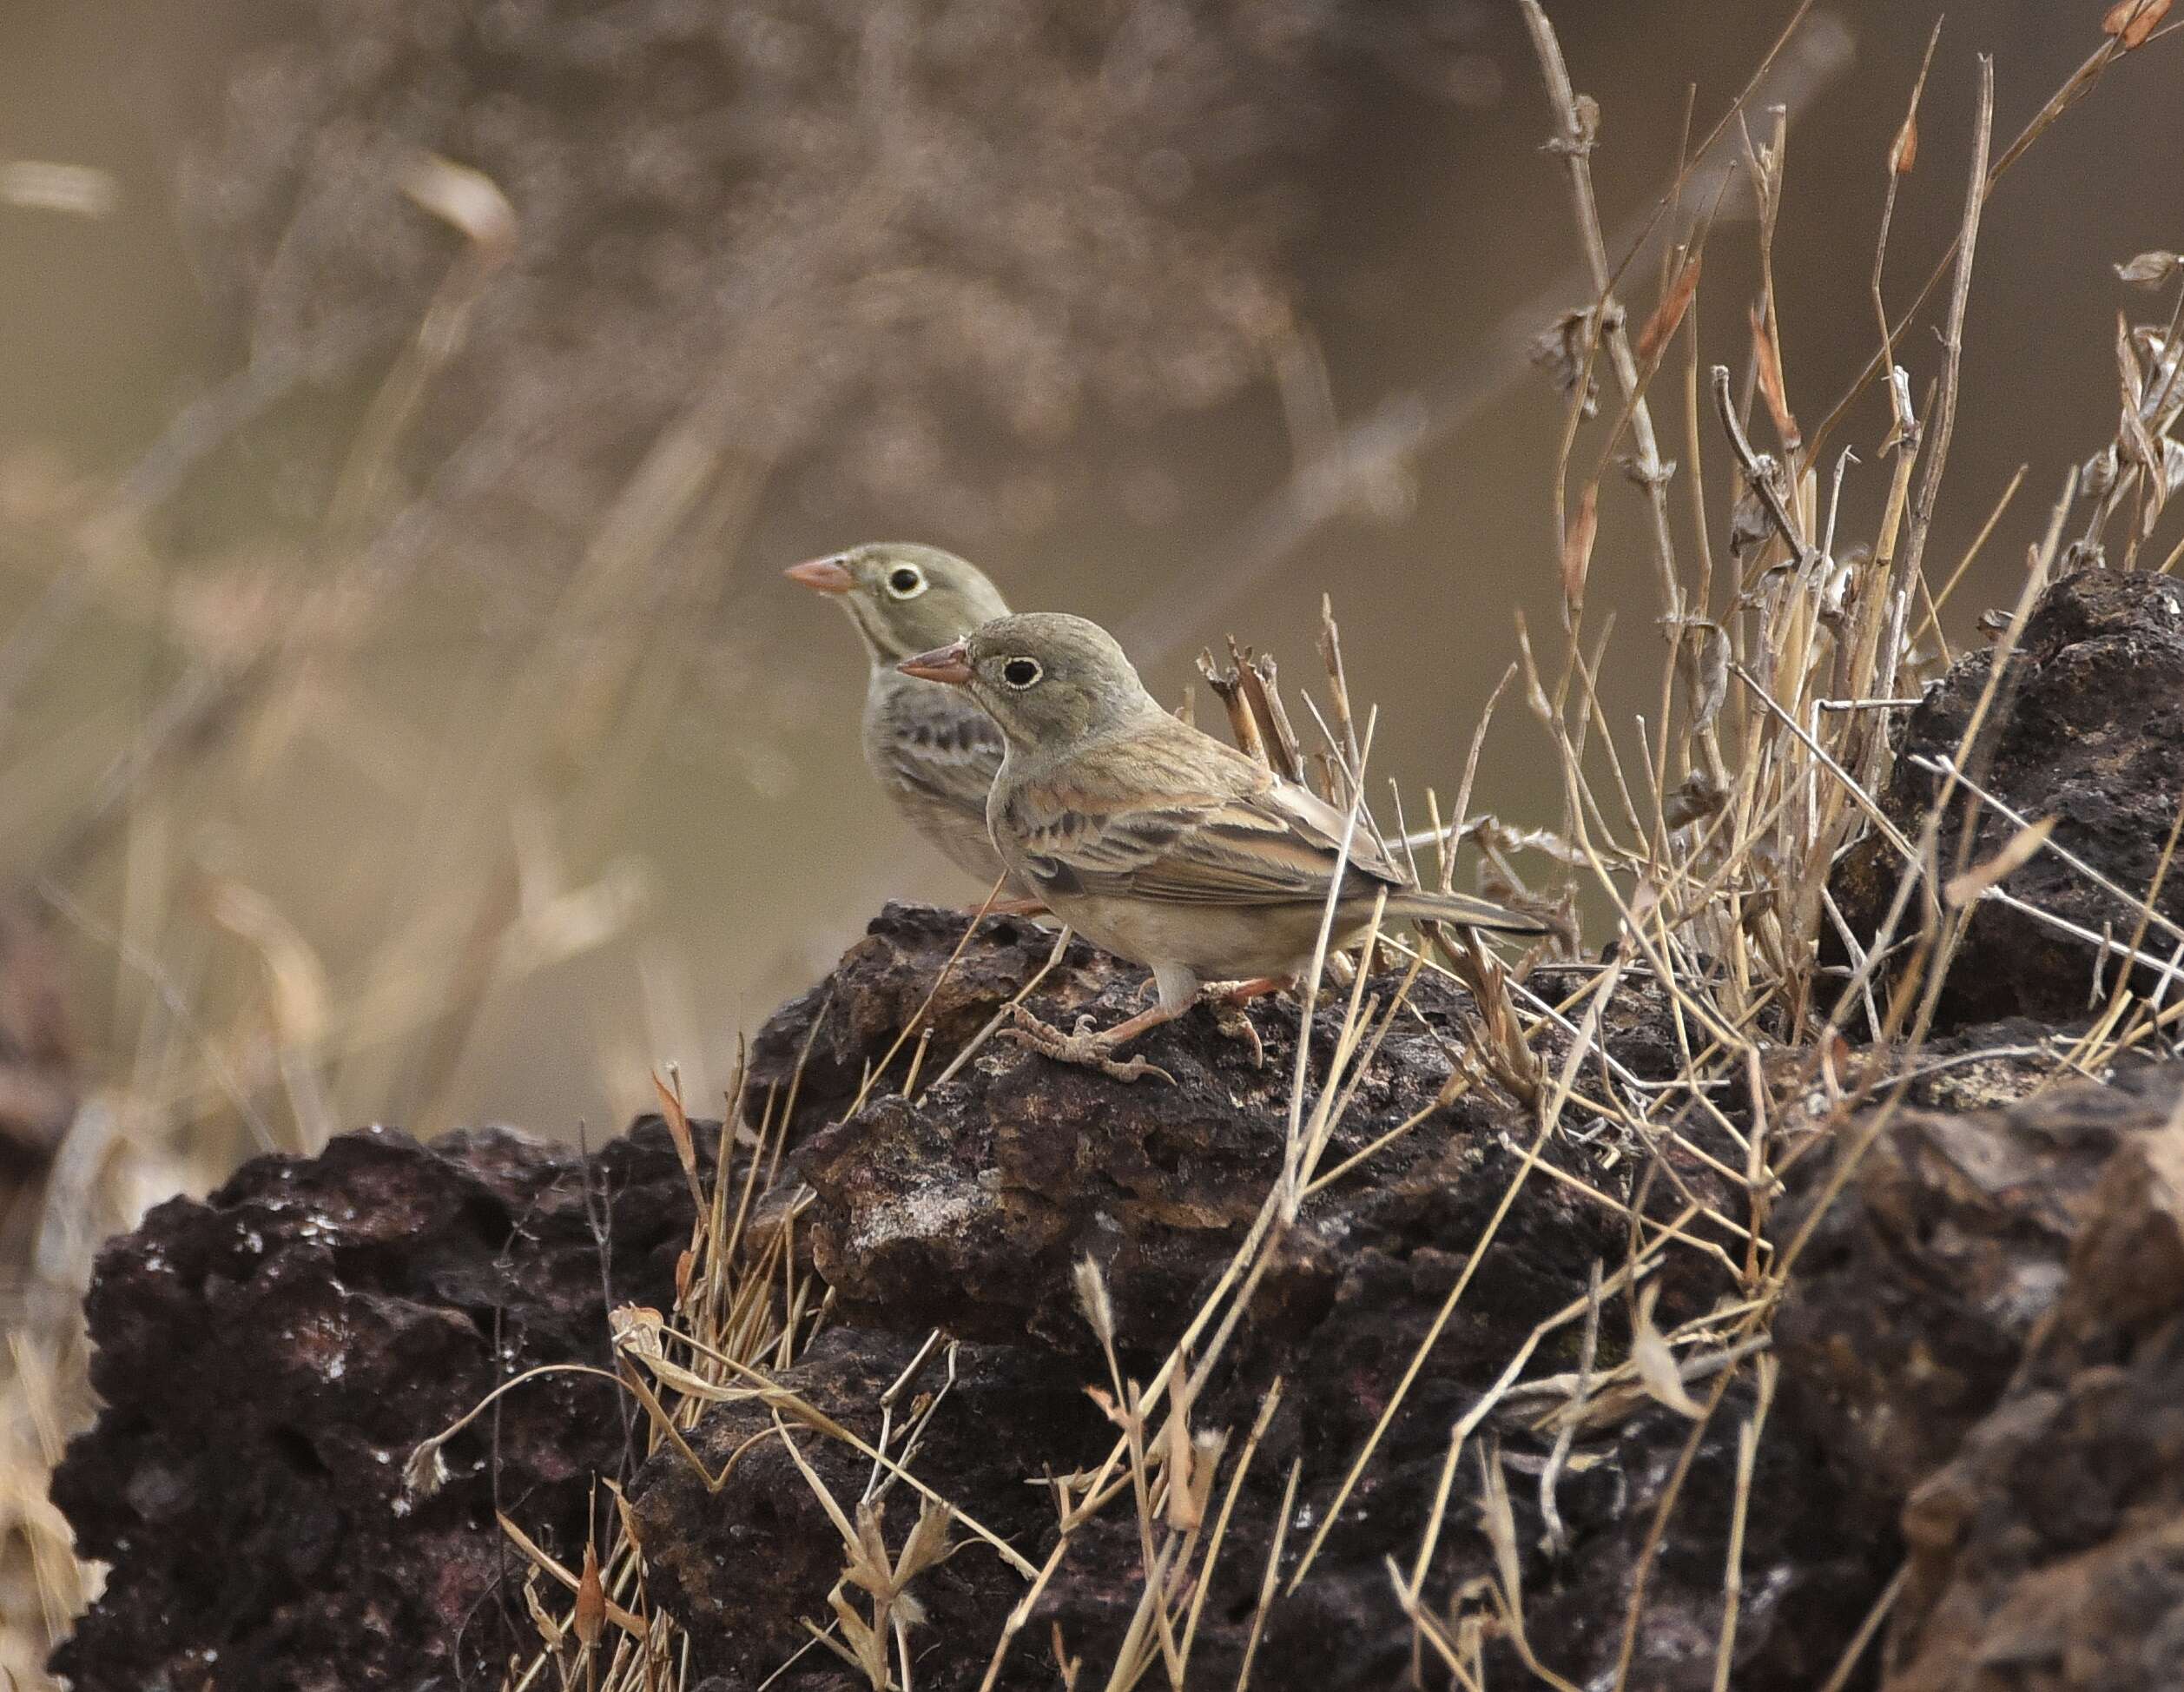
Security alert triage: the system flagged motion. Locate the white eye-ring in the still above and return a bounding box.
[1000,657,1043,690]
[885,565,927,598]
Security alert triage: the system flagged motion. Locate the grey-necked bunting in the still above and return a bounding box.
[786,542,1029,902]
[898,611,1544,1079]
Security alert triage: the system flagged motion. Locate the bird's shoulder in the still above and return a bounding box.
[1000,714,1266,831]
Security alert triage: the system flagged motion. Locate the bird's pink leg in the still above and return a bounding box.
[1217,975,1295,1005]
[1092,998,1192,1048]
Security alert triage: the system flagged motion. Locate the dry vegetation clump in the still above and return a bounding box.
[14,1,2184,1689]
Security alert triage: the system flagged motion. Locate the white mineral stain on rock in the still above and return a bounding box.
[853,1181,985,1253]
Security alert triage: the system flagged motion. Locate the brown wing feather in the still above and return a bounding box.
[1003,717,1405,908]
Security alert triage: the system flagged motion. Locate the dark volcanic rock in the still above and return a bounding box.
[631,1329,1111,1687]
[1776,1061,2184,1544]
[1831,569,2184,1030]
[51,905,2184,1692]
[779,918,1732,1353]
[800,966,1446,1350]
[1880,1102,2184,1690]
[671,916,1879,1690]
[750,902,1106,1133]
[49,1118,720,1692]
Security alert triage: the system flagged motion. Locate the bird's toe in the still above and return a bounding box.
[1206,998,1267,1070]
[999,1004,1174,1085]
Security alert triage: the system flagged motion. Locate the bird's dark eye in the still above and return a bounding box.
[1000,657,1043,690]
[887,566,926,598]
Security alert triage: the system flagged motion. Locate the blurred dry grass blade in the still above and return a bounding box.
[1561,485,1600,620]
[201,881,330,1052]
[1121,8,1857,658]
[2104,0,2173,50]
[0,161,118,218]
[2115,249,2183,288]
[201,876,333,1149]
[398,152,518,254]
[326,153,519,545]
[1635,253,1703,366]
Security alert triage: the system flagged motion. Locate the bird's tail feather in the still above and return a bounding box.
[1382,889,1547,935]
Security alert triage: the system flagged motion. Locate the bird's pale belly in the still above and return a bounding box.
[1048,892,1377,988]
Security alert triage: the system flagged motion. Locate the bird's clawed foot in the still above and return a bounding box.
[1001,1003,1176,1085]
[1204,975,1290,1071]
[1205,996,1266,1069]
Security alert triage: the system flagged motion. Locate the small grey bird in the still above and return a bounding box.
[786,542,1028,900]
[899,611,1546,1077]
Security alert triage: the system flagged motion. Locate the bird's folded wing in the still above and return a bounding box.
[1006,737,1407,907]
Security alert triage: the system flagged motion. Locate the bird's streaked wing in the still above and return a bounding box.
[1001,717,1405,908]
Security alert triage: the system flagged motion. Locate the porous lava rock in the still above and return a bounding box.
[749,902,1099,1132]
[775,909,1720,1352]
[49,901,2184,1692]
[1776,1060,2184,1545]
[645,922,1877,1690]
[1881,1099,2184,1691]
[629,1329,1112,1688]
[49,1118,722,1692]
[1831,568,2184,1028]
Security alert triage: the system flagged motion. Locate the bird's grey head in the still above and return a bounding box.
[784,542,1012,664]
[899,612,1158,750]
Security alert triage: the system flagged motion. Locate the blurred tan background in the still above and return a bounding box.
[0,0,2176,1170]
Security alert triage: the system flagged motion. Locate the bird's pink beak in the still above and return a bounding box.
[784,556,855,595]
[897,640,973,685]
